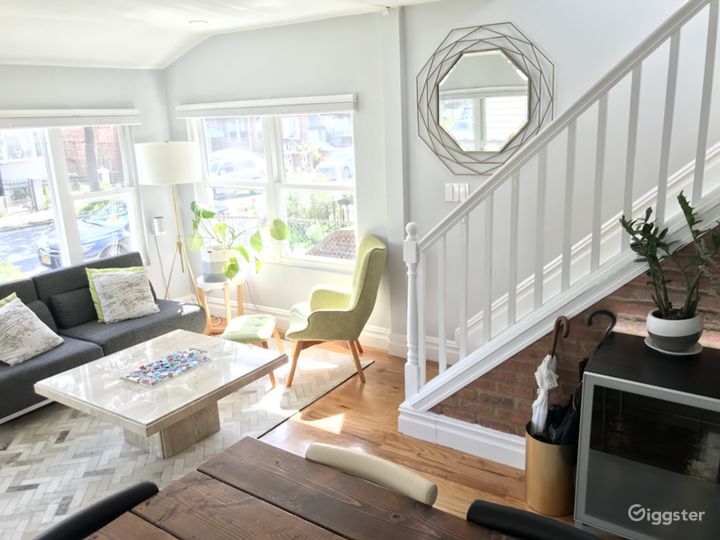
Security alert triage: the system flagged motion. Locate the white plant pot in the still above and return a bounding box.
[201,246,229,283]
[646,310,703,353]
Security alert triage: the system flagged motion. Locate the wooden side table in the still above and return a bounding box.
[195,274,246,334]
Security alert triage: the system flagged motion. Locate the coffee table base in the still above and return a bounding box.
[123,403,221,459]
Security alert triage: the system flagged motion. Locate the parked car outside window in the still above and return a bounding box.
[38,199,130,268]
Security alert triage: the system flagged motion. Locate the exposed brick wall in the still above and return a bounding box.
[431,226,720,437]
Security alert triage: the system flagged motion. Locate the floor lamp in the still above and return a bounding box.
[135,141,201,302]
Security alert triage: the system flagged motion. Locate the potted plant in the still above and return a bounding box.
[188,201,288,282]
[620,192,720,353]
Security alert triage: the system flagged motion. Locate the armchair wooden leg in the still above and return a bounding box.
[348,340,366,383]
[355,340,364,354]
[258,341,276,388]
[273,326,285,353]
[286,341,303,387]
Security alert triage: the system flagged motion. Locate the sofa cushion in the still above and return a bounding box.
[32,252,144,305]
[26,300,59,332]
[0,299,64,366]
[49,288,98,329]
[86,267,146,321]
[59,300,206,355]
[91,270,159,323]
[0,337,103,420]
[0,292,17,307]
[0,278,38,305]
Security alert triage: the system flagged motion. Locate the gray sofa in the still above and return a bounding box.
[0,252,206,422]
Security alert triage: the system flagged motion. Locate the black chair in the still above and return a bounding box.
[466,499,596,540]
[35,481,158,540]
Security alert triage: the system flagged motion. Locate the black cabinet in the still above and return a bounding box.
[575,333,720,539]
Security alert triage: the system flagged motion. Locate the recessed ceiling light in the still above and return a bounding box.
[189,19,209,26]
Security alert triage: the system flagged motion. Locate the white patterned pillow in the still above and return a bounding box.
[92,270,159,324]
[0,299,64,366]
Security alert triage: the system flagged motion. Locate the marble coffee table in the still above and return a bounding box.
[34,329,287,458]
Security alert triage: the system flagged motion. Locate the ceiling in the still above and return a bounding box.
[0,0,436,70]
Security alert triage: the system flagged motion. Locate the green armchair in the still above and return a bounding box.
[284,235,387,387]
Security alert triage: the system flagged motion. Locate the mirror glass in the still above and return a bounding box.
[438,50,529,152]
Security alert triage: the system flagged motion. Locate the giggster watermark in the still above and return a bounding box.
[628,504,706,526]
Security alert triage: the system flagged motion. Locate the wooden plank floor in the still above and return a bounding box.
[260,342,529,519]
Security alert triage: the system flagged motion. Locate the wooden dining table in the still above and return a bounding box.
[89,437,509,539]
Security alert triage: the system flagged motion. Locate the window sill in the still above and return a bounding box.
[266,255,354,274]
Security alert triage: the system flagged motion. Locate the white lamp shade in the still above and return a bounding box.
[135,141,201,186]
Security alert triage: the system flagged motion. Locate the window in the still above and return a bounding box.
[191,105,357,264]
[0,123,140,283]
[0,129,58,280]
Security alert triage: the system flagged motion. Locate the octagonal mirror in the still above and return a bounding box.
[438,50,530,153]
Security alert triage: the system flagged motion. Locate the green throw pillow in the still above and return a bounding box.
[86,267,144,322]
[0,292,18,308]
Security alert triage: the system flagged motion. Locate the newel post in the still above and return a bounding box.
[404,222,420,399]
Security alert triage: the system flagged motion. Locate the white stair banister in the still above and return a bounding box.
[508,173,520,326]
[401,0,718,417]
[562,119,576,292]
[415,0,709,255]
[459,217,469,358]
[622,65,642,250]
[591,94,608,272]
[534,147,547,308]
[404,222,421,399]
[482,195,493,343]
[656,31,681,226]
[437,235,447,373]
[694,0,719,204]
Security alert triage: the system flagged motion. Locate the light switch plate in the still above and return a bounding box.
[445,183,469,202]
[445,183,455,202]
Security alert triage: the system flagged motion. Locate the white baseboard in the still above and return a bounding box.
[398,405,525,470]
[200,296,392,351]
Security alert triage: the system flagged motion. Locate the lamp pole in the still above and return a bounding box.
[163,184,199,302]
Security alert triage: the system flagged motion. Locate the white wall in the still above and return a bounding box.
[162,13,400,335]
[403,0,687,235]
[0,64,178,293]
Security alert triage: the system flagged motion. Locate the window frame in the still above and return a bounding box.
[47,124,144,268]
[188,107,358,273]
[0,121,145,280]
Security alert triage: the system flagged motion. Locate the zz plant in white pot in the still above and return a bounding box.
[188,201,288,282]
[620,192,720,353]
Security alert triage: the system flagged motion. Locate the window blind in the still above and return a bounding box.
[0,108,141,129]
[176,94,357,119]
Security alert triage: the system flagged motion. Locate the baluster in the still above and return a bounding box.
[508,173,519,326]
[657,31,680,225]
[562,120,577,291]
[623,65,642,249]
[417,251,426,385]
[483,194,494,343]
[693,0,719,204]
[534,147,547,309]
[437,235,447,373]
[458,217,469,359]
[591,94,608,271]
[404,222,420,399]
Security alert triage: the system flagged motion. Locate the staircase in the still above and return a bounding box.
[399,0,720,468]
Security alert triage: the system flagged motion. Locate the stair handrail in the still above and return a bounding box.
[416,0,710,253]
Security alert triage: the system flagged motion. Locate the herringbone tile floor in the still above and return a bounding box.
[0,345,372,540]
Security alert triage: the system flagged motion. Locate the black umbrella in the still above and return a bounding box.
[546,310,616,445]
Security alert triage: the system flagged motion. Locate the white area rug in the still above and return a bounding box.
[0,345,373,540]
